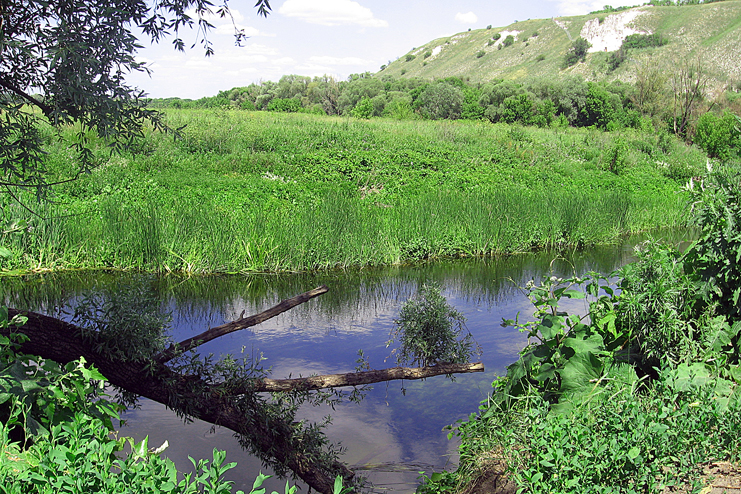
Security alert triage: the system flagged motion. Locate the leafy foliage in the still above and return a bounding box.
[429,163,741,493]
[416,83,464,120]
[73,279,172,364]
[0,328,346,493]
[684,163,741,319]
[562,37,591,69]
[0,0,271,196]
[694,111,740,160]
[389,284,477,367]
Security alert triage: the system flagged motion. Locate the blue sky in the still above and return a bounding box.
[128,0,640,99]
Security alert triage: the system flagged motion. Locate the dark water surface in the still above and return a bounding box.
[0,235,688,492]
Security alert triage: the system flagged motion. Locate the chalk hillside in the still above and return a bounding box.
[379,1,741,89]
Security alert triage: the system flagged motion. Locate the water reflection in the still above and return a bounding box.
[0,233,688,493]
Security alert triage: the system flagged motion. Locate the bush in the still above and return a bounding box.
[476,50,485,59]
[623,33,667,50]
[607,46,627,71]
[562,37,591,69]
[535,54,546,62]
[416,82,464,120]
[694,111,739,160]
[266,98,302,113]
[388,283,476,367]
[503,35,514,47]
[492,33,501,41]
[423,50,432,59]
[351,97,374,119]
[405,53,416,62]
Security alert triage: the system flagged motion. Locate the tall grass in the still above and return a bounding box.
[0,110,702,273]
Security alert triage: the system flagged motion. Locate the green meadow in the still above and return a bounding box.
[0,109,705,274]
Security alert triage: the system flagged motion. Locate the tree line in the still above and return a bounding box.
[152,67,741,147]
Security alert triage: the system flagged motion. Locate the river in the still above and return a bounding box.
[0,234,687,493]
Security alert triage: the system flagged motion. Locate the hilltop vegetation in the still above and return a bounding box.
[151,0,741,147]
[381,0,741,89]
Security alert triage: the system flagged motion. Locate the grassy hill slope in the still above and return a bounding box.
[380,1,741,89]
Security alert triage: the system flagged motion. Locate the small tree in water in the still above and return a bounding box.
[390,283,477,367]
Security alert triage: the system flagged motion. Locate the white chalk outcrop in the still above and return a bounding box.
[580,9,649,53]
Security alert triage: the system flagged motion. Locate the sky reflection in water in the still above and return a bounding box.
[1,237,681,492]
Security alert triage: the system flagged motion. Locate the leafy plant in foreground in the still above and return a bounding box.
[0,309,347,494]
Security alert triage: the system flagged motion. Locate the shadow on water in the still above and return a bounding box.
[0,230,691,493]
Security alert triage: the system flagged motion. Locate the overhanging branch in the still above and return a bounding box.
[155,285,329,363]
[0,77,53,115]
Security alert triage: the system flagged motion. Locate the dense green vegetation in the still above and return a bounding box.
[0,110,708,274]
[0,320,346,494]
[419,162,741,493]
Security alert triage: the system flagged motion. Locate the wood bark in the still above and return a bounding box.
[253,362,484,392]
[155,285,329,363]
[4,298,485,494]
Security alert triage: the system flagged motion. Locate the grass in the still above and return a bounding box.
[380,1,741,88]
[0,110,706,274]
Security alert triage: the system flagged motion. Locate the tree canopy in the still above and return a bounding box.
[0,0,271,197]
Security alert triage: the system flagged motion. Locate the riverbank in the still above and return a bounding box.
[0,110,704,274]
[418,162,741,494]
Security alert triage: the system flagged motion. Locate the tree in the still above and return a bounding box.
[3,287,483,493]
[1,2,485,493]
[0,0,270,200]
[671,54,709,137]
[562,37,591,69]
[416,82,464,120]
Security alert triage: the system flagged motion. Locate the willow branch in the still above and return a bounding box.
[0,77,53,115]
[155,285,329,363]
[252,362,485,393]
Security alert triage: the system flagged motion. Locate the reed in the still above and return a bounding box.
[0,110,700,274]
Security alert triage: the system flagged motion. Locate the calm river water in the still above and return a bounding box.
[0,234,688,493]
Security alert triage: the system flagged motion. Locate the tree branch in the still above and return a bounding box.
[0,77,53,115]
[5,306,351,494]
[155,285,329,363]
[252,362,485,392]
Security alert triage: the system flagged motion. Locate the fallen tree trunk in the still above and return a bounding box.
[4,287,485,494]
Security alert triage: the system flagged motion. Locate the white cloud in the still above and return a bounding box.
[278,0,388,27]
[455,11,478,24]
[272,57,297,65]
[309,55,373,65]
[552,0,640,16]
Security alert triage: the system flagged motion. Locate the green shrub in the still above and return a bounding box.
[562,37,591,69]
[405,53,416,62]
[266,98,302,113]
[476,50,485,59]
[492,33,501,41]
[416,82,464,120]
[535,54,545,62]
[388,283,476,367]
[502,35,514,47]
[423,50,432,59]
[694,111,739,160]
[623,33,667,49]
[350,97,374,119]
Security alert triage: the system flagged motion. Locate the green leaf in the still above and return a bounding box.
[333,475,343,494]
[562,289,585,299]
[627,446,640,460]
[0,246,12,259]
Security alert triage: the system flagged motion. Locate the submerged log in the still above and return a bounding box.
[254,362,485,392]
